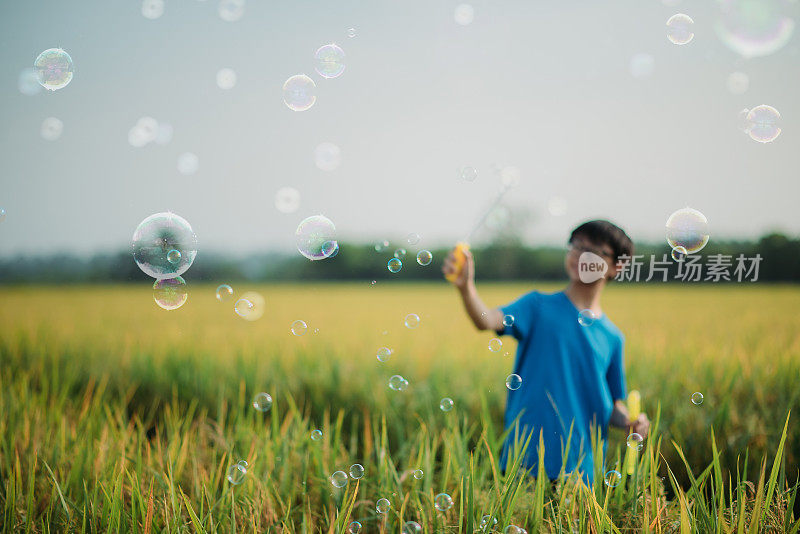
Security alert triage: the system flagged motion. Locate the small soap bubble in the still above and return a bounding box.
[216,284,233,302]
[691,392,704,405]
[252,392,273,412]
[177,152,199,175]
[480,515,498,531]
[488,338,502,352]
[315,44,346,79]
[440,397,454,412]
[376,498,391,514]
[236,291,265,321]
[627,433,644,451]
[459,166,478,182]
[666,207,709,254]
[388,258,402,273]
[142,0,164,19]
[237,460,248,468]
[727,71,749,95]
[388,375,408,391]
[315,142,341,171]
[347,28,357,38]
[34,48,74,91]
[407,233,420,245]
[216,68,237,89]
[311,429,323,441]
[434,493,453,511]
[502,315,515,327]
[348,521,362,534]
[403,521,422,534]
[604,469,622,487]
[313,328,319,334]
[226,463,247,485]
[745,105,781,143]
[376,347,391,362]
[218,0,245,21]
[375,240,390,252]
[454,3,475,25]
[283,74,316,111]
[404,313,420,329]
[666,13,694,45]
[166,249,181,264]
[416,250,433,266]
[394,248,407,259]
[330,470,348,488]
[296,215,337,260]
[578,309,596,327]
[671,246,687,262]
[153,277,188,310]
[291,320,308,336]
[234,298,254,318]
[349,463,365,479]
[505,374,522,390]
[321,240,339,259]
[413,469,424,480]
[504,526,524,534]
[275,187,300,214]
[370,280,377,286]
[40,117,63,141]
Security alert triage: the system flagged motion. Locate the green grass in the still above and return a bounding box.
[0,283,798,532]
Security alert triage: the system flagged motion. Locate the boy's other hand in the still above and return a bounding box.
[629,413,650,439]
[442,246,474,290]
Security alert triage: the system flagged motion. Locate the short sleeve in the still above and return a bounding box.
[606,335,627,401]
[495,291,542,341]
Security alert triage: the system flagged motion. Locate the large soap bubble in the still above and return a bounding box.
[665,207,709,254]
[295,215,337,260]
[283,75,316,111]
[34,48,74,91]
[314,44,346,79]
[132,212,198,279]
[714,0,795,58]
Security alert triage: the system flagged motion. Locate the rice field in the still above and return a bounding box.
[1,282,798,532]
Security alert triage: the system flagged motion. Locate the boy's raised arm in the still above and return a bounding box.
[443,247,504,332]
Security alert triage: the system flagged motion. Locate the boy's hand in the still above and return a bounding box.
[442,246,474,290]
[629,413,650,439]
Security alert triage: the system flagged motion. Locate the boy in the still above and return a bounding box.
[442,220,650,485]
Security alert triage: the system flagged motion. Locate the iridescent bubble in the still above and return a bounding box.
[505,374,522,390]
[440,397,454,412]
[321,240,339,259]
[666,207,709,254]
[283,74,316,111]
[296,215,336,260]
[237,460,248,468]
[370,280,377,286]
[141,0,164,19]
[394,248,407,259]
[745,105,781,143]
[407,233,421,245]
[349,463,365,479]
[234,298,254,318]
[18,68,41,96]
[216,68,237,89]
[348,521,362,534]
[413,469,424,480]
[627,432,644,451]
[488,338,502,352]
[218,0,245,21]
[388,258,402,273]
[727,71,749,95]
[132,212,197,279]
[416,250,433,266]
[403,521,422,534]
[376,498,391,514]
[235,291,265,321]
[311,429,323,441]
[376,347,391,362]
[667,14,694,44]
[480,515,498,531]
[314,142,341,171]
[347,28,357,38]
[459,166,478,182]
[714,0,795,59]
[252,392,273,412]
[454,4,475,25]
[291,320,308,336]
[153,276,188,310]
[578,309,596,327]
[330,470,348,488]
[629,53,655,79]
[404,313,420,329]
[671,245,687,262]
[216,284,233,301]
[315,44,346,79]
[275,187,300,214]
[166,249,181,264]
[504,526,524,534]
[40,117,63,141]
[34,48,74,91]
[177,152,199,175]
[226,463,247,484]
[434,493,453,512]
[502,315,515,327]
[388,375,408,391]
[691,391,704,405]
[604,470,622,487]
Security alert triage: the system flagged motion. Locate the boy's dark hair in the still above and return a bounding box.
[569,220,634,261]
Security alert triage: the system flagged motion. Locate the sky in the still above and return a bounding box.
[0,0,799,257]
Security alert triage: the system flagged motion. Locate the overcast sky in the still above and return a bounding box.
[0,0,798,257]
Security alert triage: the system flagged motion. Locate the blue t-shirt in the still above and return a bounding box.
[498,290,626,485]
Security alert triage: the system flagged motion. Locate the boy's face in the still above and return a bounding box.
[564,236,617,283]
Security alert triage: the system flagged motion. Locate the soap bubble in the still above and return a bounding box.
[440,397,454,412]
[578,309,596,326]
[434,493,453,511]
[141,0,164,19]
[283,74,316,111]
[177,152,199,175]
[252,392,273,412]
[459,166,478,182]
[321,240,339,258]
[349,464,365,479]
[226,463,247,484]
[348,521,362,534]
[691,391,704,405]
[504,526,525,534]
[480,516,498,531]
[604,470,622,487]
[374,240,390,252]
[407,233,421,245]
[330,471,348,488]
[275,187,300,214]
[376,498,391,514]
[18,68,41,96]
[394,248,407,259]
[311,429,323,441]
[416,250,433,266]
[315,44,346,79]
[34,48,73,91]
[629,53,655,79]
[388,258,402,273]
[376,347,392,362]
[502,315,515,327]
[314,142,341,171]
[666,207,709,254]
[132,212,197,279]
[40,117,63,141]
[454,4,475,25]
[727,71,749,95]
[235,291,265,321]
[296,215,337,260]
[153,277,188,310]
[413,469,424,480]
[218,0,245,21]
[348,28,357,38]
[388,375,408,391]
[166,249,181,264]
[488,338,502,352]
[216,68,237,89]
[216,284,233,301]
[505,374,522,390]
[671,246,687,262]
[627,433,644,451]
[237,460,248,468]
[291,320,308,336]
[403,522,422,534]
[234,298,253,318]
[666,14,695,45]
[714,0,795,58]
[404,313,420,329]
[745,105,781,143]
